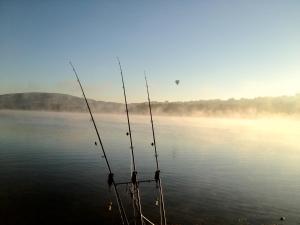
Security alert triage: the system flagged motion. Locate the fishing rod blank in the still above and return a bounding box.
[144,73,167,225]
[69,61,129,225]
[117,57,144,225]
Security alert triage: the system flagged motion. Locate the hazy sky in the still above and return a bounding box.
[1,0,300,102]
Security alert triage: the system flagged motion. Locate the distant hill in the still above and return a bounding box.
[0,92,123,113]
[1,92,300,117]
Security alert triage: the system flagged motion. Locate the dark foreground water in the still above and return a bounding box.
[0,110,299,225]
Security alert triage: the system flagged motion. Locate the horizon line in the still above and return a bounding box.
[1,91,300,104]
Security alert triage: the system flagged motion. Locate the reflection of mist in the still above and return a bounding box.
[171,146,178,159]
[1,110,300,224]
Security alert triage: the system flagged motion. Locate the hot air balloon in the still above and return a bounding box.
[175,80,180,85]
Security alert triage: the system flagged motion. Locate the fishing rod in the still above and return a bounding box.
[144,73,167,225]
[117,57,144,225]
[69,61,129,225]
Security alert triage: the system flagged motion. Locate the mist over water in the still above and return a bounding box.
[0,110,299,225]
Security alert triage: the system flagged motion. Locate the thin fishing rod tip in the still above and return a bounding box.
[116,56,121,65]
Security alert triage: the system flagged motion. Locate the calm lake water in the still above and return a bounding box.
[0,110,299,225]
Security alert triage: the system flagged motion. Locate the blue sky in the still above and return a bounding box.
[0,0,300,102]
